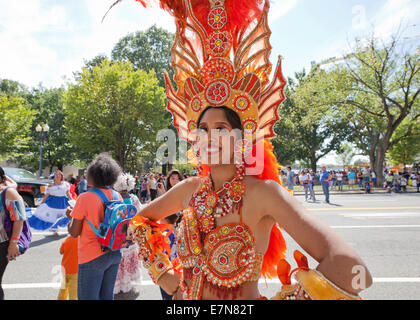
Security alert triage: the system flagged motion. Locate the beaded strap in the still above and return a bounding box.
[130,216,174,284]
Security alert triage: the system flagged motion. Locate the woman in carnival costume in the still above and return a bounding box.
[112,0,373,300]
[113,172,143,294]
[28,170,75,236]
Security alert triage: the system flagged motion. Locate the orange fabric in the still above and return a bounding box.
[69,184,77,200]
[60,236,79,275]
[130,216,173,260]
[71,189,122,264]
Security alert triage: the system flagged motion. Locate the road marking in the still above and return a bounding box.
[331,225,420,229]
[30,231,68,236]
[308,207,420,211]
[4,277,420,290]
[340,212,420,218]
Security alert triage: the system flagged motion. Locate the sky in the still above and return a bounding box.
[1,0,419,164]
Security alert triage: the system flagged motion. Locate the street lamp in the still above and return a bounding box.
[35,123,49,178]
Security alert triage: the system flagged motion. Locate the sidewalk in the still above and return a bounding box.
[292,186,419,195]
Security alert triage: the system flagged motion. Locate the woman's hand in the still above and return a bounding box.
[7,242,21,261]
[65,206,73,219]
[157,269,181,296]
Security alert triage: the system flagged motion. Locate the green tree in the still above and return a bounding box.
[17,86,79,172]
[335,142,357,168]
[0,95,35,161]
[273,68,351,171]
[386,118,420,167]
[112,25,177,174]
[64,59,170,170]
[111,25,174,87]
[327,34,420,186]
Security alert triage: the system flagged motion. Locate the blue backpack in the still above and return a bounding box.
[85,188,137,252]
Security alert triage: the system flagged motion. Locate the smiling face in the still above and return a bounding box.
[169,173,180,187]
[54,171,64,184]
[197,107,242,166]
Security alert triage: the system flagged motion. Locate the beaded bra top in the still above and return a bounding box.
[176,206,263,300]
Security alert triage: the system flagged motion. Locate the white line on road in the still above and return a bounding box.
[331,225,420,229]
[340,212,420,218]
[4,277,420,289]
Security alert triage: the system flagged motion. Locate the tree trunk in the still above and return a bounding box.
[310,153,317,172]
[372,146,386,188]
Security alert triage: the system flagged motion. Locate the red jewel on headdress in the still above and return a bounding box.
[205,79,231,106]
[208,31,230,56]
[201,58,234,84]
[208,7,227,29]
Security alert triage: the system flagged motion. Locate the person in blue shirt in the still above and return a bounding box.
[78,174,88,194]
[320,166,331,204]
[286,166,294,190]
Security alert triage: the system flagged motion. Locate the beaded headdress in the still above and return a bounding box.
[134,0,286,144]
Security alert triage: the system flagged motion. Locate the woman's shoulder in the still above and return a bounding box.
[244,176,283,196]
[3,186,21,201]
[181,176,201,190]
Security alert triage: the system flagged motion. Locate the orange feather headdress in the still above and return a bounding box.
[135,0,286,145]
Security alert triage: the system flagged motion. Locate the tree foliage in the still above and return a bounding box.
[326,33,419,184]
[273,68,351,171]
[111,25,174,88]
[64,59,170,170]
[0,94,35,161]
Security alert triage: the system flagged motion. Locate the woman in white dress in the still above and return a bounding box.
[113,173,143,295]
[28,170,75,236]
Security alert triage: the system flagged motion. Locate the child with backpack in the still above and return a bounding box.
[66,154,126,300]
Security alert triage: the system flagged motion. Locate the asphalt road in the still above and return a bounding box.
[2,192,420,300]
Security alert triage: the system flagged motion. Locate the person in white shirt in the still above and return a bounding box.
[400,176,407,193]
[336,171,343,191]
[301,169,316,202]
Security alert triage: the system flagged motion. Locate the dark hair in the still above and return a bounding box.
[197,106,242,130]
[164,214,179,225]
[166,169,184,191]
[0,167,5,184]
[87,154,122,188]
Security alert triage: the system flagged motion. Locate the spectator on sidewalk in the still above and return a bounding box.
[400,175,407,193]
[78,175,88,195]
[305,169,316,202]
[320,166,332,204]
[331,171,337,190]
[336,171,343,191]
[348,170,355,189]
[410,172,418,192]
[279,170,287,187]
[286,166,294,191]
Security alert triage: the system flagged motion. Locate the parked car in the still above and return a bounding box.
[3,167,51,207]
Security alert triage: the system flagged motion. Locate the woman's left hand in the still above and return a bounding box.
[7,242,21,261]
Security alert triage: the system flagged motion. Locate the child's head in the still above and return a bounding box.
[86,154,122,188]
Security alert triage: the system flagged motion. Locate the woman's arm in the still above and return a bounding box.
[136,177,200,221]
[4,188,25,261]
[259,180,372,295]
[5,176,18,189]
[64,206,83,238]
